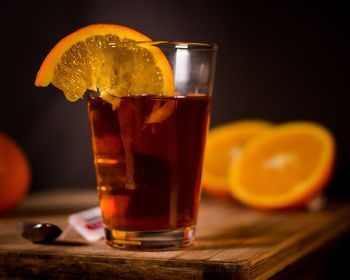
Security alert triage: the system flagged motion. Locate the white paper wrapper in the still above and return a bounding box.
[68,207,104,242]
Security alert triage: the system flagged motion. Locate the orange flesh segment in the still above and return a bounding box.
[241,133,323,194]
[229,122,335,209]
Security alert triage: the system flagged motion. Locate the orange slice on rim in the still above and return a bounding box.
[35,24,174,106]
[202,120,273,197]
[228,122,335,209]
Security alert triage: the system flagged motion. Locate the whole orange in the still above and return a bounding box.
[0,133,31,214]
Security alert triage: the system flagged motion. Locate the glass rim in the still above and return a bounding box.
[109,40,218,50]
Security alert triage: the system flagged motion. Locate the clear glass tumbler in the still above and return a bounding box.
[87,41,217,249]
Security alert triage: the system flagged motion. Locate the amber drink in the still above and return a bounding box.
[88,42,217,249]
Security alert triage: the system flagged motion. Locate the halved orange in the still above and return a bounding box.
[228,122,335,209]
[0,133,31,215]
[202,120,273,197]
[35,24,174,106]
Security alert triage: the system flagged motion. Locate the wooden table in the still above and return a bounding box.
[0,190,349,279]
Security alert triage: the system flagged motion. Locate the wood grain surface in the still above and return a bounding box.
[0,191,349,280]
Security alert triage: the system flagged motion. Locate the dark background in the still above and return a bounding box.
[0,0,348,196]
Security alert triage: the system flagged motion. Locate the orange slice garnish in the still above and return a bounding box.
[202,120,273,197]
[228,122,335,209]
[35,24,174,106]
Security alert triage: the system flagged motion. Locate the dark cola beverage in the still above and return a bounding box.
[88,95,210,235]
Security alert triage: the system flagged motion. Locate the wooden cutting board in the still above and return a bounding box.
[0,191,349,280]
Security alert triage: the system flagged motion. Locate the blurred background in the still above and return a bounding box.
[0,0,348,195]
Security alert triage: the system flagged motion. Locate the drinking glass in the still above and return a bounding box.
[87,41,217,249]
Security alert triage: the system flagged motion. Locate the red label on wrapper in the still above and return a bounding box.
[68,207,104,242]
